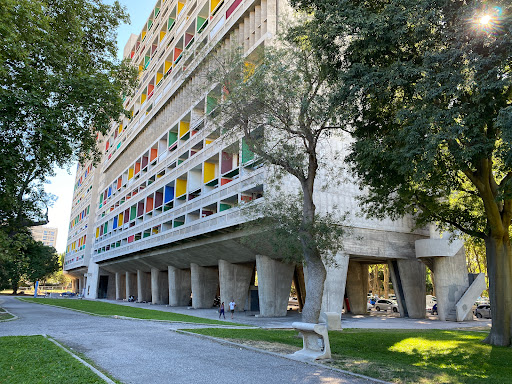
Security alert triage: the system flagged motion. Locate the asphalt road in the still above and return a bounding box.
[0,297,376,384]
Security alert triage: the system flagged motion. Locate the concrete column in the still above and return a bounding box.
[151,268,169,305]
[433,247,471,321]
[78,277,84,294]
[125,272,137,299]
[321,253,350,315]
[218,260,253,311]
[137,270,151,302]
[168,266,191,306]
[190,264,218,309]
[106,272,116,300]
[255,255,294,317]
[345,260,368,315]
[115,272,126,300]
[388,259,426,319]
[85,261,99,299]
[72,279,78,293]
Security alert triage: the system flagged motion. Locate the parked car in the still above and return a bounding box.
[474,304,491,319]
[374,299,399,312]
[60,292,76,297]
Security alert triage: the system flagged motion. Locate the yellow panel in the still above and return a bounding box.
[164,60,172,73]
[205,139,213,145]
[156,72,163,85]
[142,30,146,40]
[119,213,123,223]
[211,0,221,12]
[118,124,123,133]
[177,2,185,14]
[176,179,187,197]
[160,31,166,42]
[128,168,134,180]
[96,227,100,238]
[141,93,147,104]
[179,121,190,137]
[203,162,216,183]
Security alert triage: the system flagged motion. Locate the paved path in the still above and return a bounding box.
[0,297,375,384]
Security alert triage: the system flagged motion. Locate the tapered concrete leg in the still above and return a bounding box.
[433,248,471,321]
[345,261,368,315]
[168,266,191,306]
[86,261,99,299]
[389,259,426,318]
[255,255,294,317]
[115,272,126,300]
[72,279,78,293]
[190,264,218,308]
[321,253,349,315]
[106,272,116,300]
[78,277,84,294]
[219,260,253,311]
[151,268,169,304]
[125,272,137,299]
[137,270,151,302]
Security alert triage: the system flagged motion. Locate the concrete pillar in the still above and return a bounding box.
[388,259,426,319]
[190,264,218,308]
[78,277,84,294]
[137,270,151,302]
[433,247,471,321]
[85,261,99,299]
[345,260,368,315]
[255,255,294,317]
[151,268,169,305]
[218,260,253,311]
[125,272,137,299]
[106,272,116,300]
[168,266,191,306]
[321,253,349,315]
[115,272,126,300]
[72,279,78,293]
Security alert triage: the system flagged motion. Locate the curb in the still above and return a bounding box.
[17,298,247,328]
[175,329,391,384]
[0,307,18,322]
[43,335,116,384]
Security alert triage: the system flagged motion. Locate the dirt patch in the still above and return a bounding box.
[227,338,301,355]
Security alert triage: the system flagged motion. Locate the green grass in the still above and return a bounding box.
[185,328,512,384]
[0,307,14,321]
[20,297,239,326]
[0,335,108,384]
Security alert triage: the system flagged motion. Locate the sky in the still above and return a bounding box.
[45,1,155,253]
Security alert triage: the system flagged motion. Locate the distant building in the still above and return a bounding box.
[31,226,58,248]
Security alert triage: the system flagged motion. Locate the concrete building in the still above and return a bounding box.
[31,226,58,248]
[63,0,483,322]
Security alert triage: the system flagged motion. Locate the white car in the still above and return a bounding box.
[374,299,399,313]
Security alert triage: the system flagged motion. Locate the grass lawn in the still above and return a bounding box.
[0,307,14,321]
[186,328,512,384]
[0,335,109,384]
[20,297,239,326]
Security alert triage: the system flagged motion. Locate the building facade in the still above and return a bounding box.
[64,0,481,322]
[31,226,58,248]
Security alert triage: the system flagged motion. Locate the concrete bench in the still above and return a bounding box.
[320,312,341,330]
[290,322,331,360]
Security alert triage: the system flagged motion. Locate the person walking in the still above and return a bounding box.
[229,299,236,319]
[219,302,225,319]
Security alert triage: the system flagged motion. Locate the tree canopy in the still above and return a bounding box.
[293,0,512,345]
[0,0,137,232]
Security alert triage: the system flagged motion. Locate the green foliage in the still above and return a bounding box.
[0,0,137,231]
[0,336,107,383]
[188,328,512,384]
[0,232,59,292]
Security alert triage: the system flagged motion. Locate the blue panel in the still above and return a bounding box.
[113,217,118,229]
[108,187,112,197]
[164,185,174,203]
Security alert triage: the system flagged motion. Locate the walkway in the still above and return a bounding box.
[0,296,376,384]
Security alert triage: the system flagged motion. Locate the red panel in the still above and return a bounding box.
[124,209,130,223]
[141,156,149,169]
[174,47,183,61]
[146,197,154,213]
[117,177,122,190]
[135,162,141,174]
[150,148,158,162]
[128,235,134,243]
[221,178,232,186]
[226,0,242,19]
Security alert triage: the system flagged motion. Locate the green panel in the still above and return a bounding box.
[130,206,136,220]
[197,16,207,32]
[206,95,218,114]
[173,221,184,228]
[99,194,103,204]
[103,222,108,233]
[144,56,151,69]
[143,232,150,238]
[168,131,178,146]
[87,205,90,215]
[219,203,231,212]
[241,138,254,163]
[168,17,175,31]
[154,7,160,17]
[148,19,153,29]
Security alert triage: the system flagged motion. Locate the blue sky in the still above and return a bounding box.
[46,1,155,253]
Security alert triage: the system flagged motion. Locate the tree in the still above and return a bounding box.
[0,231,59,294]
[293,0,512,345]
[0,0,137,234]
[206,29,345,323]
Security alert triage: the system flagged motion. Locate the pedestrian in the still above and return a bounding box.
[219,302,225,319]
[229,299,236,319]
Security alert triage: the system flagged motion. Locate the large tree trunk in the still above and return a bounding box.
[484,234,512,346]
